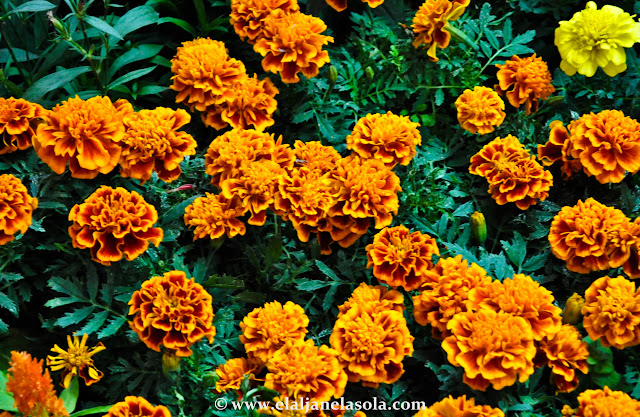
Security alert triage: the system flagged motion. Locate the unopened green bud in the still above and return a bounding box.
[327,65,338,86]
[365,66,374,80]
[47,11,66,35]
[470,211,487,244]
[544,96,564,106]
[162,350,181,376]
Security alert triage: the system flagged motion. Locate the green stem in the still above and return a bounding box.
[0,27,31,84]
[446,22,478,52]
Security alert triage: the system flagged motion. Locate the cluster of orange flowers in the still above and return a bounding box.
[538,109,640,183]
[411,0,470,62]
[414,395,504,417]
[469,135,553,210]
[562,387,640,417]
[0,174,38,245]
[0,97,46,154]
[171,38,278,131]
[548,197,640,277]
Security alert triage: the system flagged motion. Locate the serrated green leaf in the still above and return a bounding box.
[76,310,109,335]
[0,272,23,283]
[48,276,85,298]
[502,19,512,44]
[296,280,332,291]
[60,377,79,413]
[322,283,340,311]
[45,296,82,308]
[7,0,55,13]
[23,67,92,101]
[452,201,473,217]
[97,316,127,338]
[315,260,340,282]
[107,66,156,90]
[501,231,526,270]
[485,29,500,50]
[0,292,18,316]
[434,88,444,106]
[0,319,7,334]
[113,6,159,38]
[107,44,163,81]
[55,306,96,327]
[522,251,547,272]
[162,195,199,224]
[83,16,123,40]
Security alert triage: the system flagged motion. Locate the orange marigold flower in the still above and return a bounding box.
[411,0,470,62]
[120,107,196,184]
[33,95,124,179]
[536,324,589,393]
[325,0,383,13]
[184,193,246,240]
[548,198,630,274]
[346,112,422,168]
[365,225,439,291]
[455,86,506,135]
[230,0,300,43]
[215,357,261,393]
[202,74,278,131]
[265,339,347,402]
[254,11,334,84]
[0,174,38,245]
[442,309,536,391]
[128,270,216,356]
[6,351,69,417]
[330,305,414,387]
[240,300,309,364]
[569,386,640,417]
[293,140,341,174]
[170,38,246,112]
[568,109,640,184]
[414,395,505,417]
[68,186,163,265]
[468,273,562,341]
[412,255,492,339]
[338,282,405,318]
[495,54,555,115]
[104,396,171,417]
[537,120,583,179]
[582,275,640,349]
[0,97,46,154]
[469,134,529,182]
[47,334,106,389]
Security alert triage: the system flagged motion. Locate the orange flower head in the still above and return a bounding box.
[47,334,106,389]
[469,134,529,181]
[254,10,334,84]
[455,86,506,134]
[537,119,583,179]
[330,305,414,387]
[104,396,171,417]
[120,107,196,184]
[240,300,309,364]
[412,255,492,339]
[0,174,38,245]
[571,387,640,417]
[265,339,347,402]
[414,395,505,417]
[6,351,69,417]
[338,282,405,318]
[33,95,124,179]
[128,270,216,356]
[230,0,300,43]
[68,186,163,265]
[411,0,470,62]
[365,225,439,291]
[293,140,341,174]
[568,109,640,183]
[442,309,536,391]
[184,193,247,240]
[202,73,278,131]
[170,38,246,111]
[495,54,555,115]
[536,324,589,393]
[468,273,562,340]
[346,111,422,168]
[215,357,261,393]
[0,97,46,154]
[582,275,640,349]
[325,0,383,13]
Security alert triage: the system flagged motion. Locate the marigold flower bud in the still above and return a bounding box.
[328,65,338,86]
[562,293,585,325]
[162,351,181,376]
[365,66,374,79]
[470,211,487,244]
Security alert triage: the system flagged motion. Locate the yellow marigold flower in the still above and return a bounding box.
[230,0,300,43]
[569,387,640,416]
[240,300,309,364]
[582,275,640,349]
[330,305,414,387]
[33,95,124,179]
[495,54,555,115]
[254,10,334,84]
[365,225,439,291]
[293,140,341,174]
[455,86,506,134]
[6,351,69,417]
[104,396,171,417]
[468,273,562,341]
[442,309,536,391]
[414,395,505,417]
[411,0,470,62]
[184,193,246,240]
[128,270,216,356]
[548,198,629,274]
[562,293,585,325]
[337,282,405,318]
[0,97,46,154]
[537,119,583,179]
[170,38,246,112]
[568,110,640,184]
[68,186,163,265]
[412,255,492,339]
[555,2,640,77]
[202,74,278,131]
[536,324,589,393]
[0,174,38,245]
[265,339,347,402]
[215,357,260,393]
[346,111,422,168]
[46,334,106,389]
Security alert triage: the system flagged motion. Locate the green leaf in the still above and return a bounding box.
[0,272,23,283]
[315,260,341,282]
[7,0,55,14]
[157,17,198,36]
[501,231,527,270]
[107,44,163,81]
[522,251,547,273]
[55,306,95,327]
[48,276,85,299]
[162,195,199,224]
[113,6,160,38]
[87,264,99,301]
[0,371,17,411]
[23,67,92,102]
[0,292,18,316]
[83,16,123,40]
[97,316,127,338]
[107,66,156,90]
[502,19,512,44]
[0,48,39,63]
[322,282,340,311]
[485,29,500,50]
[233,291,266,305]
[434,88,445,106]
[296,280,332,291]
[137,85,167,96]
[76,310,109,335]
[452,201,473,217]
[70,406,114,417]
[60,377,79,414]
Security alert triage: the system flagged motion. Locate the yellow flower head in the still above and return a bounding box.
[293,140,341,174]
[555,2,640,77]
[411,0,470,62]
[47,334,106,389]
[230,0,300,43]
[455,86,506,134]
[184,193,247,240]
[215,358,261,393]
[495,54,555,115]
[568,387,640,417]
[0,97,46,154]
[0,174,38,245]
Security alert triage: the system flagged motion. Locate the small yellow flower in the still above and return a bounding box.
[46,334,106,388]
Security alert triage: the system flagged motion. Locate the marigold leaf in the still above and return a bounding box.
[0,292,18,316]
[322,282,340,311]
[48,276,85,299]
[485,29,501,50]
[76,310,109,335]
[296,280,332,291]
[55,306,95,327]
[314,260,341,282]
[0,272,23,283]
[97,316,127,339]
